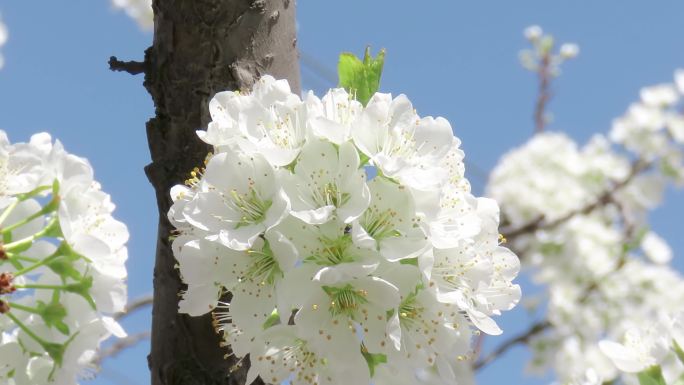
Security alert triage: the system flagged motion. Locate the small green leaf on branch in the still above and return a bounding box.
[338,47,386,106]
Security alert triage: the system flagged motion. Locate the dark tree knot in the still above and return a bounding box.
[108,56,146,75]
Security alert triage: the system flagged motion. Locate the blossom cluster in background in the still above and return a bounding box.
[487,56,684,384]
[0,132,128,385]
[168,76,521,384]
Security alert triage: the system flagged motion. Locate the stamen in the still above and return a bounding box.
[322,284,369,319]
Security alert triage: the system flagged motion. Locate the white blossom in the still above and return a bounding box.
[0,132,129,385]
[169,77,520,383]
[524,25,543,41]
[111,0,153,30]
[487,72,684,383]
[641,231,673,264]
[559,43,580,59]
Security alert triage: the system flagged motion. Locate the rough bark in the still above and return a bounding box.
[142,1,300,384]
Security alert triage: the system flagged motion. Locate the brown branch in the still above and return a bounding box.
[108,56,146,75]
[474,320,551,370]
[475,269,601,372]
[534,54,552,133]
[502,159,650,240]
[478,160,651,371]
[114,294,153,321]
[474,248,635,372]
[94,331,151,366]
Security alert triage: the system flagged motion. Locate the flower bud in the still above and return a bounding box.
[0,272,14,294]
[560,43,580,59]
[0,300,8,313]
[524,25,543,41]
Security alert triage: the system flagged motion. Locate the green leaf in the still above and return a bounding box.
[361,348,387,377]
[338,47,386,106]
[637,365,667,385]
[674,339,684,366]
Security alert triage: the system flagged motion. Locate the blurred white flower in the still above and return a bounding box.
[111,0,153,30]
[559,43,580,59]
[524,25,543,41]
[641,231,673,264]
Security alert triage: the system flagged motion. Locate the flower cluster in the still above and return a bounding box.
[519,25,579,76]
[487,71,684,384]
[110,0,153,30]
[611,70,684,185]
[599,311,684,375]
[169,76,521,384]
[0,132,128,385]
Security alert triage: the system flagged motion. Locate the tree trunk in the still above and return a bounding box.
[142,1,300,384]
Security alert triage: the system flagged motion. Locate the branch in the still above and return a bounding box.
[478,161,651,370]
[474,250,633,372]
[534,54,552,133]
[108,56,146,75]
[474,320,550,370]
[502,159,650,240]
[94,331,151,366]
[114,294,153,321]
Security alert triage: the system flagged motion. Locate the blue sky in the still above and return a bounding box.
[1,1,683,384]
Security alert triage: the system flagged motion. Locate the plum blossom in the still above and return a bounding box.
[487,69,684,385]
[169,76,520,383]
[0,132,129,385]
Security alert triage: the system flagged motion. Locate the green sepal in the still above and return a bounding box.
[43,218,63,239]
[46,242,84,281]
[47,256,83,281]
[637,365,667,385]
[399,257,418,266]
[35,300,70,335]
[262,309,280,330]
[361,347,387,377]
[338,47,386,106]
[673,339,684,366]
[65,276,96,309]
[42,341,67,367]
[45,332,78,380]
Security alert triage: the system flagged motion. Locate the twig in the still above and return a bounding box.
[114,294,153,321]
[474,320,551,370]
[477,160,651,370]
[94,331,151,365]
[299,50,337,86]
[474,267,604,372]
[502,159,650,240]
[534,54,552,133]
[108,56,146,75]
